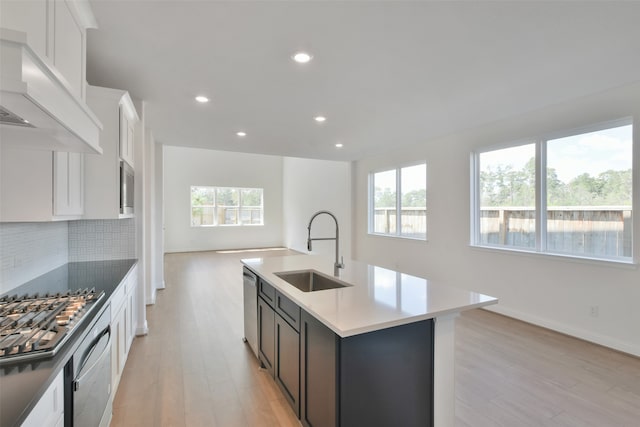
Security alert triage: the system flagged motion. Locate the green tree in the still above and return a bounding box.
[242,189,262,206]
[402,189,426,208]
[597,169,632,205]
[375,187,396,208]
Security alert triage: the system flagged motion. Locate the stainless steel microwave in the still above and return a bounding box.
[120,160,134,215]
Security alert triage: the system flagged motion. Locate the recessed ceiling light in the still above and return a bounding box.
[195,95,209,103]
[292,52,312,63]
[314,116,326,123]
[236,131,247,137]
[335,143,343,148]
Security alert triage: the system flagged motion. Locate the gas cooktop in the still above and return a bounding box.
[0,289,104,364]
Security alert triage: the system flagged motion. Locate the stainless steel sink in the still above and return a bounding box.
[274,269,351,292]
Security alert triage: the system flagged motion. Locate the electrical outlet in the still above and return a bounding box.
[589,306,599,317]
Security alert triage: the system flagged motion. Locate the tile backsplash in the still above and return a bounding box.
[0,222,69,293]
[1,219,136,294]
[69,219,136,262]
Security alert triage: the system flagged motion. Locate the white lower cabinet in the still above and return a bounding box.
[110,264,138,396]
[21,370,64,427]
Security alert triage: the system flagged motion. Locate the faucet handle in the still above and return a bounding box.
[338,256,345,268]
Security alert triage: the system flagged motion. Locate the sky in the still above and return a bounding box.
[481,124,632,183]
[375,163,426,193]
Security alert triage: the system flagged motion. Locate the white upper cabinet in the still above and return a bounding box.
[0,0,48,59]
[53,1,84,100]
[85,85,139,219]
[0,0,102,153]
[119,100,137,168]
[53,151,84,217]
[1,0,91,100]
[0,146,84,221]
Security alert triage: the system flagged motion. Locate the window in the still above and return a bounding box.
[369,163,427,239]
[472,120,633,261]
[191,186,263,227]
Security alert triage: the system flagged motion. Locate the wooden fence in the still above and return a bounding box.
[373,207,426,238]
[375,206,632,257]
[479,207,632,257]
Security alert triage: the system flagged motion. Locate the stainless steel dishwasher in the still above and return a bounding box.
[65,305,112,427]
[243,267,258,358]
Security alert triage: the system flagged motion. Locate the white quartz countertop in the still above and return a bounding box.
[242,254,498,337]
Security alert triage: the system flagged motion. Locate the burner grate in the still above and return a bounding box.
[0,288,104,363]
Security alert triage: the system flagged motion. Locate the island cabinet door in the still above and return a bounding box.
[275,314,300,417]
[258,297,275,376]
[300,310,338,427]
[339,319,435,427]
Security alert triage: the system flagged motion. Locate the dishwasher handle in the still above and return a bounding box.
[243,271,257,284]
[73,325,111,391]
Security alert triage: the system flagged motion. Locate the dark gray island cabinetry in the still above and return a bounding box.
[254,274,435,427]
[300,310,434,427]
[258,279,301,416]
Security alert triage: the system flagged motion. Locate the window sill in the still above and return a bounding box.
[367,232,427,242]
[470,244,637,269]
[190,224,264,228]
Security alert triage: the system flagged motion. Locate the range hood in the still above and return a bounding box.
[0,29,102,154]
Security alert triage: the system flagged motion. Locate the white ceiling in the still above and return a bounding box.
[86,1,640,161]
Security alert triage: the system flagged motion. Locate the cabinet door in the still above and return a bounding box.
[126,290,134,353]
[275,314,300,417]
[258,297,275,376]
[21,370,64,427]
[119,106,135,167]
[126,120,135,167]
[110,304,125,393]
[0,0,48,59]
[125,267,137,352]
[53,152,84,217]
[53,0,83,98]
[300,311,337,427]
[0,147,52,222]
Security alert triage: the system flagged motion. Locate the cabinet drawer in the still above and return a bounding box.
[258,279,276,308]
[125,268,137,295]
[276,291,300,332]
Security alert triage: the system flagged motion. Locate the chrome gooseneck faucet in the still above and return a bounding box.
[307,210,344,276]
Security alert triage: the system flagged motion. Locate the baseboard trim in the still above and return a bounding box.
[136,320,149,336]
[483,305,640,357]
[145,292,156,305]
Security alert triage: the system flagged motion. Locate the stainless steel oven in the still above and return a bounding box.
[120,160,134,215]
[65,305,112,427]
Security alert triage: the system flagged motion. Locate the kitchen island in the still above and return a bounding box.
[242,254,498,427]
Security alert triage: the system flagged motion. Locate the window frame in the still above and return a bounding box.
[470,117,634,263]
[190,185,264,227]
[368,161,427,241]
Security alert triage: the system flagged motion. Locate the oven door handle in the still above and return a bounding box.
[73,325,111,391]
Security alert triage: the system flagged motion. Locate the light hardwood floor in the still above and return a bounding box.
[111,250,640,426]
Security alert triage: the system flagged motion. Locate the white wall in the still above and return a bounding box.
[283,157,352,261]
[164,146,284,252]
[353,82,640,356]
